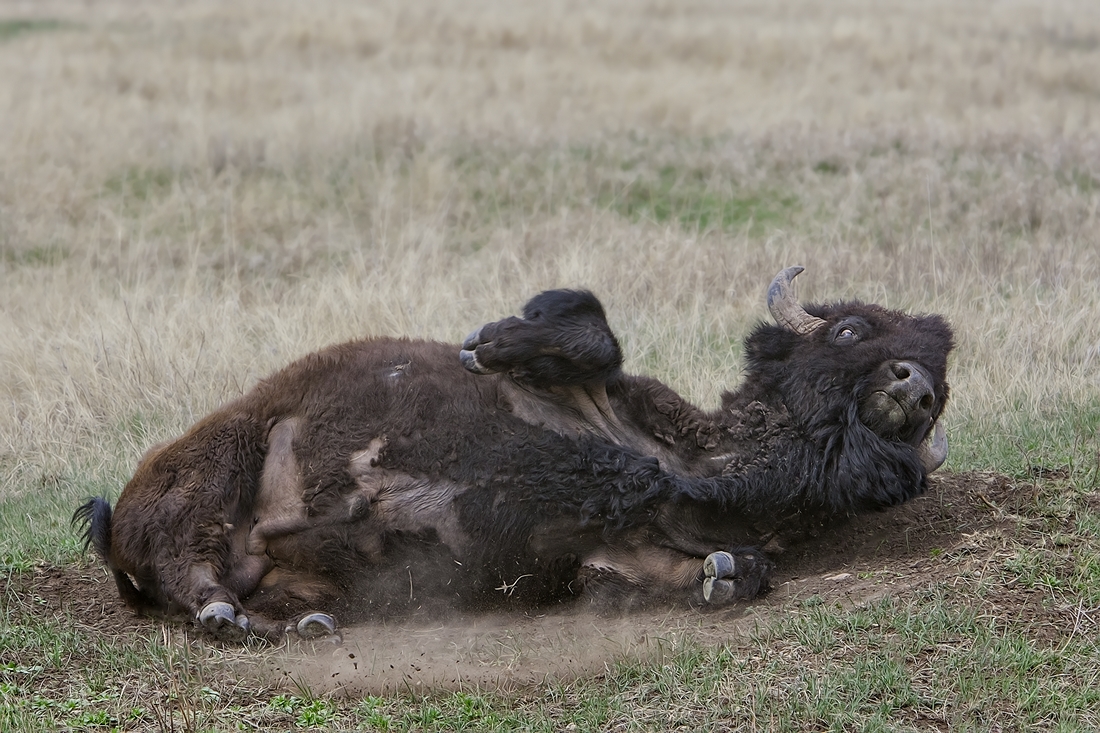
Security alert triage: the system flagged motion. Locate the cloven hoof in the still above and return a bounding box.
[198,602,251,641]
[703,551,737,580]
[702,551,739,605]
[296,612,337,640]
[702,577,738,604]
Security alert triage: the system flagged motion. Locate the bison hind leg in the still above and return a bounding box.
[72,497,158,613]
[701,550,772,605]
[460,289,623,387]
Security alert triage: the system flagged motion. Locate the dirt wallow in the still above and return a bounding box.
[5,470,1045,695]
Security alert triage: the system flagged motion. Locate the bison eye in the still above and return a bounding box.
[830,316,870,345]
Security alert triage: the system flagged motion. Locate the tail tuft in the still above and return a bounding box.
[72,496,153,611]
[72,497,113,561]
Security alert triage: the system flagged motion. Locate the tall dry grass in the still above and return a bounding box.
[1,0,1099,507]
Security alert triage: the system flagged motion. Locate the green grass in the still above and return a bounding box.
[751,595,1092,730]
[0,19,68,42]
[607,164,799,234]
[0,244,70,267]
[451,142,802,236]
[0,475,114,572]
[948,394,1100,483]
[102,166,178,204]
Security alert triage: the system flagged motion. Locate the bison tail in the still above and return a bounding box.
[72,497,113,561]
[72,497,150,611]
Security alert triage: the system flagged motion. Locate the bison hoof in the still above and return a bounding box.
[459,349,493,375]
[296,612,337,640]
[459,328,498,375]
[702,577,738,605]
[198,602,251,641]
[703,551,736,580]
[702,552,740,606]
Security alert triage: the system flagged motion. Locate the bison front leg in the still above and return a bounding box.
[699,550,771,605]
[236,565,344,642]
[578,544,772,609]
[459,289,622,388]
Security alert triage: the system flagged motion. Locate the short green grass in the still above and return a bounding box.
[0,19,68,42]
[11,535,1099,732]
[606,163,799,235]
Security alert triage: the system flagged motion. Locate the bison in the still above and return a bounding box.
[74,266,954,642]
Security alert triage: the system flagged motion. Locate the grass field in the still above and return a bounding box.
[2,1,1100,730]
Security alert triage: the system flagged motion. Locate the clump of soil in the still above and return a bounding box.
[6,471,1026,696]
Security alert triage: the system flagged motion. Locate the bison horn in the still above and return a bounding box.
[917,421,948,474]
[767,266,828,336]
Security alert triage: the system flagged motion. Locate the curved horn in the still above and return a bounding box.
[767,266,827,336]
[917,421,948,474]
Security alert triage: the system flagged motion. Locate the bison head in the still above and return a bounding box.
[747,266,954,475]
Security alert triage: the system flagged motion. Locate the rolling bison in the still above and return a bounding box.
[75,267,954,641]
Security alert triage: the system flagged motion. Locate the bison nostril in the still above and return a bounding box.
[892,364,911,380]
[919,395,934,411]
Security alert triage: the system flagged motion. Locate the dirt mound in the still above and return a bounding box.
[8,472,1023,695]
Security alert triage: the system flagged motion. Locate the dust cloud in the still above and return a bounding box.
[260,607,754,695]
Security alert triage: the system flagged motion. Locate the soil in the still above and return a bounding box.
[3,471,1038,696]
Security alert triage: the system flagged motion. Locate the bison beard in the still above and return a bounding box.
[74,267,954,642]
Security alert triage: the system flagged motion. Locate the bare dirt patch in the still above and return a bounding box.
[264,472,1025,696]
[4,471,1030,696]
[769,470,1026,605]
[1,562,147,640]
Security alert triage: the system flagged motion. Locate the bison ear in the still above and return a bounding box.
[743,323,801,369]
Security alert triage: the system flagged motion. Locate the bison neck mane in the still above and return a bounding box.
[586,309,951,539]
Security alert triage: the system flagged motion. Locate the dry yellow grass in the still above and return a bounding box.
[1,0,1099,501]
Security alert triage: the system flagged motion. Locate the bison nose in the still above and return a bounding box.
[888,361,935,414]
